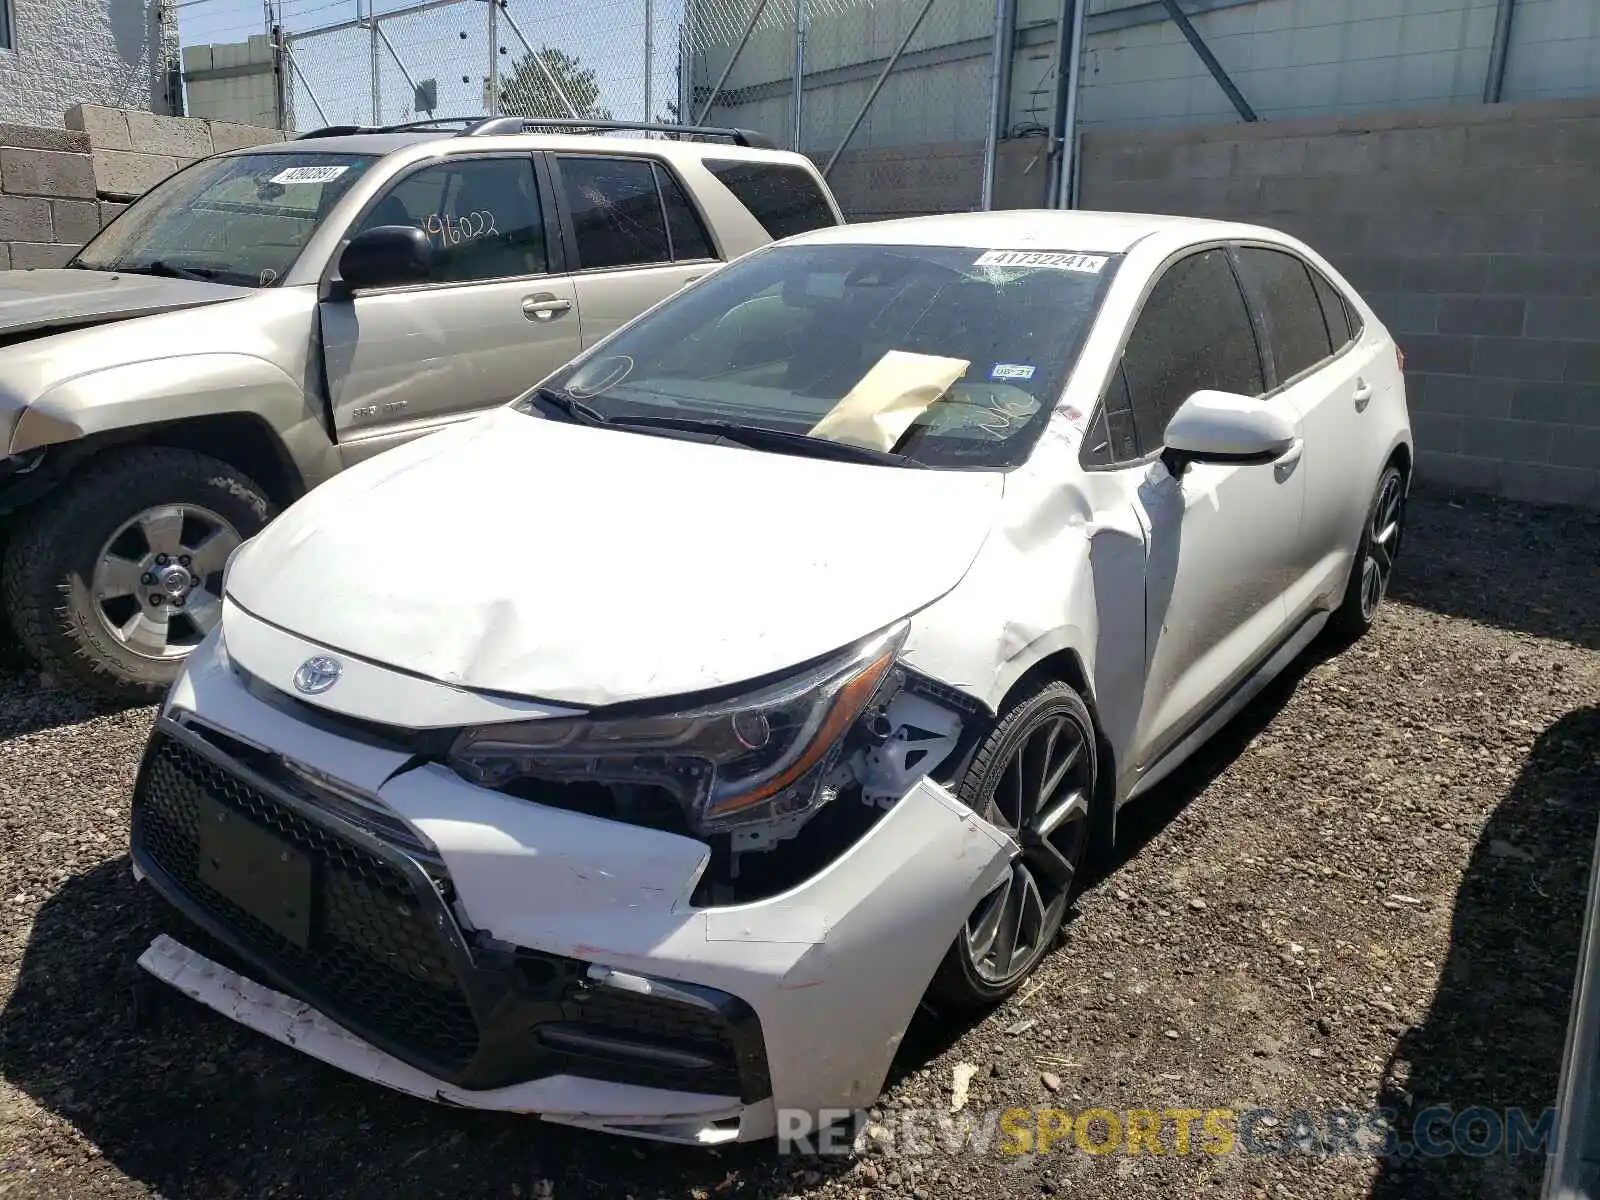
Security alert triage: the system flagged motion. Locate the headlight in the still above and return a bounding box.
[448,621,908,836]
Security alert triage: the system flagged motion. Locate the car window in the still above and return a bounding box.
[354,156,547,284]
[534,242,1119,470]
[1082,362,1140,466]
[702,159,838,241]
[1309,266,1355,349]
[557,156,672,270]
[654,164,715,261]
[72,151,377,287]
[1116,248,1264,459]
[1234,246,1334,386]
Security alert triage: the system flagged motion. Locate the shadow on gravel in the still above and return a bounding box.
[0,860,855,1199]
[1394,489,1600,651]
[0,669,133,741]
[1367,706,1600,1200]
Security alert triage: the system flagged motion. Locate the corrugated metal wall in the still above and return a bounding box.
[1071,0,1600,133]
[693,0,1600,154]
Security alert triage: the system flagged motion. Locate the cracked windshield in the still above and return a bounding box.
[535,242,1118,468]
[71,152,377,287]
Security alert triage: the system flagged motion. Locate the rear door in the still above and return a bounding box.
[1232,244,1381,618]
[548,154,720,348]
[319,153,582,466]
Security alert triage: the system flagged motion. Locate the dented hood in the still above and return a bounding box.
[0,268,248,337]
[226,407,1003,707]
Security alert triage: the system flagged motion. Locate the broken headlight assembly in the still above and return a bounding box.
[447,622,911,837]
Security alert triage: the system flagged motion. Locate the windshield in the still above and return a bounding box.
[530,242,1118,468]
[73,152,377,287]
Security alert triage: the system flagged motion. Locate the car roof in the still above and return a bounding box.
[786,209,1264,255]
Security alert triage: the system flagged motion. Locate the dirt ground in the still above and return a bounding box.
[0,488,1596,1200]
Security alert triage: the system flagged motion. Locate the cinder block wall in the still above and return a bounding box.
[0,105,285,271]
[812,139,1048,220]
[1078,95,1600,509]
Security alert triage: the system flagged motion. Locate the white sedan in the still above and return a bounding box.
[129,210,1411,1145]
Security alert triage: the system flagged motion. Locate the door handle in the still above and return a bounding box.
[1353,379,1373,412]
[522,294,573,321]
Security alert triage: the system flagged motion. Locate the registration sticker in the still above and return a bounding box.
[990,363,1036,381]
[269,164,350,185]
[974,250,1109,274]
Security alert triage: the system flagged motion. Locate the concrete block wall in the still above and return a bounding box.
[813,138,1046,220]
[0,105,286,270]
[66,103,286,201]
[182,36,281,130]
[1078,94,1600,509]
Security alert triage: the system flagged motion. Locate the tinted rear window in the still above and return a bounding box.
[1235,246,1334,385]
[1310,267,1355,348]
[704,160,838,240]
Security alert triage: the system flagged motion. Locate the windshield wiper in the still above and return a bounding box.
[119,260,223,283]
[525,386,609,425]
[605,414,927,468]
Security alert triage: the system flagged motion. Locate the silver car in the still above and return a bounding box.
[0,117,843,698]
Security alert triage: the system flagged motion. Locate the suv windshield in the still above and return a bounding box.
[73,152,377,287]
[531,242,1117,469]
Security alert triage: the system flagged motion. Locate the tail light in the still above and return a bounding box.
[1395,345,1406,372]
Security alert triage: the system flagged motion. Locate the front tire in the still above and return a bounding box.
[1,447,273,702]
[929,680,1099,1012]
[1327,462,1406,643]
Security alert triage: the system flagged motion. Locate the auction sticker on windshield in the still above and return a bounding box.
[269,164,351,186]
[974,250,1108,273]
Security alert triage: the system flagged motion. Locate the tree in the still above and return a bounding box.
[499,47,611,120]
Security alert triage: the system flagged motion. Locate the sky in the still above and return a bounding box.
[177,0,686,130]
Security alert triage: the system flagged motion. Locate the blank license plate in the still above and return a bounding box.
[197,793,312,949]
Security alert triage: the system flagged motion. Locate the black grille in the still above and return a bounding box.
[133,732,480,1072]
[133,724,775,1101]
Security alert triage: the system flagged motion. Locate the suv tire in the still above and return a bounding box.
[2,447,274,702]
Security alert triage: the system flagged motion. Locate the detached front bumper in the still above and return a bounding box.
[130,632,1013,1144]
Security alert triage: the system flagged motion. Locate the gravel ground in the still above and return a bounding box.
[1,488,1597,1200]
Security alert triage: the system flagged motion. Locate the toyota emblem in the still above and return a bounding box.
[292,655,343,695]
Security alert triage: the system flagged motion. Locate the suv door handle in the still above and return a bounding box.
[522,294,573,321]
[1353,379,1373,412]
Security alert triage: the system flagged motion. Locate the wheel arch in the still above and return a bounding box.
[993,645,1120,854]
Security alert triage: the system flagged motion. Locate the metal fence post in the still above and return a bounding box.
[368,1,380,123]
[980,0,1014,209]
[644,0,654,120]
[488,0,500,114]
[790,0,807,151]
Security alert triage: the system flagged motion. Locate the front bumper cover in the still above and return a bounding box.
[131,632,1014,1142]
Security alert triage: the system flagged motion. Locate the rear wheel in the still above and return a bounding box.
[1327,462,1406,642]
[1,447,273,701]
[930,680,1098,1012]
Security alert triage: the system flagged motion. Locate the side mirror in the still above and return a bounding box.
[336,225,433,293]
[1161,390,1297,478]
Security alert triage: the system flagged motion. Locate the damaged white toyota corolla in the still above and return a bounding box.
[129,210,1412,1145]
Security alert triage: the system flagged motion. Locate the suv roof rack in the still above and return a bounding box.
[460,117,776,149]
[291,116,778,149]
[292,116,495,140]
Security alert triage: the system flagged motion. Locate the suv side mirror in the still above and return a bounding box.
[336,225,434,293]
[1160,389,1296,478]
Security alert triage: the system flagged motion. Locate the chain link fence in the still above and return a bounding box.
[278,0,1036,218]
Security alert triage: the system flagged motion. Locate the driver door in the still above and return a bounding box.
[318,154,581,466]
[1091,246,1307,781]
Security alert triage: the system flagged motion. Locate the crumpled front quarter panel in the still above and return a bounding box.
[900,421,1148,757]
